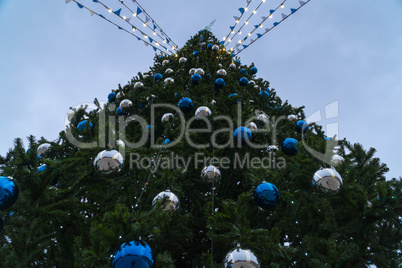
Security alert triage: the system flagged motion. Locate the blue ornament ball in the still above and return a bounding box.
[240,68,247,74]
[207,43,213,49]
[295,120,309,133]
[178,97,194,113]
[259,90,269,98]
[191,74,202,85]
[116,107,124,116]
[234,60,241,66]
[193,51,199,57]
[214,78,226,89]
[37,164,47,173]
[228,93,240,103]
[250,66,258,75]
[153,73,163,82]
[239,77,249,86]
[0,177,19,210]
[108,92,116,102]
[112,241,155,268]
[253,182,280,210]
[234,127,252,143]
[77,120,93,132]
[282,138,298,156]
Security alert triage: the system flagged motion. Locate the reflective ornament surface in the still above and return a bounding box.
[152,190,179,210]
[191,74,202,85]
[161,113,174,123]
[256,113,269,124]
[94,150,124,174]
[313,168,343,191]
[195,68,205,76]
[266,145,279,152]
[216,69,227,76]
[116,139,125,148]
[253,182,280,210]
[119,99,133,112]
[201,165,221,182]
[331,154,345,166]
[179,57,187,63]
[164,77,174,85]
[162,59,169,66]
[211,44,220,51]
[234,127,252,144]
[287,114,297,121]
[108,92,116,102]
[153,73,163,82]
[112,241,155,268]
[189,68,196,75]
[223,247,260,268]
[0,177,19,210]
[37,143,51,157]
[134,82,144,89]
[229,63,236,69]
[295,120,309,133]
[248,80,256,86]
[195,106,212,117]
[178,97,194,113]
[215,78,226,89]
[77,120,93,132]
[239,77,249,86]
[250,66,258,75]
[165,68,174,74]
[247,122,258,131]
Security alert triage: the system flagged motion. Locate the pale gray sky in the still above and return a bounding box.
[0,0,401,179]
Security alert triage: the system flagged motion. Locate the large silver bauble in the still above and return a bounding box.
[119,99,133,111]
[287,114,297,121]
[195,68,205,76]
[216,69,227,76]
[223,248,260,268]
[247,122,258,131]
[313,168,343,192]
[331,155,345,166]
[94,150,124,174]
[211,45,220,51]
[161,113,174,123]
[195,106,212,117]
[152,190,179,210]
[134,82,144,89]
[201,165,221,182]
[162,59,169,66]
[189,68,196,75]
[229,63,236,69]
[179,57,187,64]
[248,80,256,86]
[37,143,51,157]
[165,68,174,74]
[164,77,174,85]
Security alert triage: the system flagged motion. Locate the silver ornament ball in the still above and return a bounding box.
[195,106,212,117]
[94,150,124,174]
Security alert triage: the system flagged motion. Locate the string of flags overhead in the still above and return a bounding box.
[223,0,311,55]
[64,0,177,55]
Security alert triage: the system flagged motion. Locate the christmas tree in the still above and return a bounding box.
[0,30,400,267]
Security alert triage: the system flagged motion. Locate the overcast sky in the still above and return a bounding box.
[0,0,401,179]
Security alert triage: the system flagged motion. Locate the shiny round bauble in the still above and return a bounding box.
[77,120,93,132]
[152,190,179,210]
[37,164,47,173]
[116,92,124,99]
[201,165,221,182]
[207,43,213,49]
[295,120,309,133]
[256,113,269,124]
[287,114,297,121]
[178,97,194,113]
[234,127,252,144]
[0,177,19,210]
[215,78,226,89]
[266,145,279,152]
[211,44,220,51]
[108,92,116,102]
[195,68,205,76]
[313,168,343,192]
[119,99,133,112]
[164,77,174,85]
[331,154,345,166]
[240,68,247,75]
[193,51,199,56]
[239,77,249,86]
[229,63,236,69]
[179,57,187,64]
[165,68,174,75]
[223,247,260,268]
[217,69,227,76]
[250,66,258,75]
[94,150,124,174]
[253,182,280,210]
[247,122,258,131]
[195,106,212,117]
[112,241,155,268]
[134,82,144,89]
[191,74,202,85]
[248,80,256,86]
[282,138,298,156]
[37,143,51,157]
[116,139,125,148]
[162,59,169,66]
[153,73,163,82]
[218,63,223,68]
[161,113,174,123]
[116,107,124,116]
[189,68,196,75]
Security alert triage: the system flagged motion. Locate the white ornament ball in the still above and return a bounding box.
[331,155,345,166]
[195,106,212,117]
[94,150,124,174]
[216,69,227,76]
[134,82,144,89]
[161,113,174,123]
[223,248,260,268]
[164,77,174,85]
[313,168,343,191]
[201,165,221,182]
[179,57,187,64]
[152,190,179,210]
[248,80,256,86]
[165,68,174,74]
